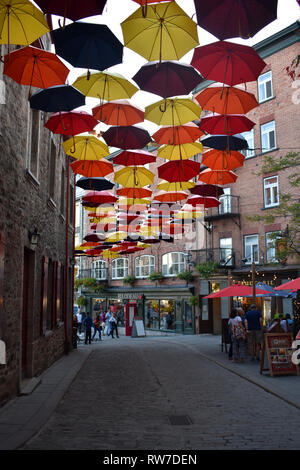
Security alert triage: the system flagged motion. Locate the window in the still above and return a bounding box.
[266,232,280,263]
[244,235,259,264]
[162,252,186,276]
[219,188,231,214]
[241,129,255,158]
[49,140,56,200]
[258,71,273,103]
[135,255,155,278]
[219,238,233,266]
[92,260,107,280]
[112,258,129,279]
[261,121,276,153]
[60,165,65,214]
[264,175,279,208]
[28,108,40,178]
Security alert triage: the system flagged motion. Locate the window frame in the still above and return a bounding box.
[263,175,279,208]
[111,257,129,280]
[265,231,280,263]
[241,129,255,159]
[244,234,259,265]
[219,237,233,266]
[218,188,231,214]
[261,120,276,153]
[258,71,274,104]
[162,252,186,277]
[135,255,155,278]
[92,260,107,280]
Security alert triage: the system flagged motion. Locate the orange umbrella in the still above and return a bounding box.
[92,99,144,126]
[198,168,237,185]
[117,187,152,198]
[153,190,188,203]
[71,159,113,177]
[152,122,203,145]
[3,45,69,96]
[195,86,258,115]
[202,149,245,171]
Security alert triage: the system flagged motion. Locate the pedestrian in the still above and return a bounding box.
[105,310,112,336]
[228,308,246,363]
[100,311,106,335]
[73,314,78,330]
[76,310,83,334]
[92,314,102,341]
[83,312,93,345]
[166,312,173,330]
[108,312,119,338]
[244,304,263,361]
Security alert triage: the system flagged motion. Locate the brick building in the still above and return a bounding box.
[0,37,75,405]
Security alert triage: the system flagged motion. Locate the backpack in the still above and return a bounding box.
[232,322,246,340]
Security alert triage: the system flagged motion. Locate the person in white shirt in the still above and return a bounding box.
[228,308,246,363]
[76,312,83,334]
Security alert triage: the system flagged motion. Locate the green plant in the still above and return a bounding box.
[177,270,193,282]
[196,261,219,279]
[188,295,199,307]
[77,296,87,307]
[149,272,164,282]
[74,279,84,290]
[82,277,98,288]
[123,275,136,285]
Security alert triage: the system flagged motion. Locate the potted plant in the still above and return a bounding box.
[196,261,218,279]
[177,270,193,284]
[149,271,165,286]
[123,275,136,286]
[77,296,88,308]
[188,295,199,307]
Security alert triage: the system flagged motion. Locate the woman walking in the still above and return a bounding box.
[228,308,246,363]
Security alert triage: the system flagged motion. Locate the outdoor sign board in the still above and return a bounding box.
[260,333,299,377]
[131,319,145,338]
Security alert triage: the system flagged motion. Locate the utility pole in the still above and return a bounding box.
[252,245,256,303]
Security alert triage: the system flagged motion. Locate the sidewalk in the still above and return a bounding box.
[0,333,299,450]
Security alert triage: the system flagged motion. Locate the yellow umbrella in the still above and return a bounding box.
[72,71,139,101]
[105,231,127,243]
[121,2,199,62]
[114,166,154,188]
[63,135,109,160]
[158,142,203,160]
[117,197,151,206]
[145,98,202,126]
[138,226,159,236]
[174,210,204,219]
[0,1,49,49]
[101,250,120,259]
[157,180,195,191]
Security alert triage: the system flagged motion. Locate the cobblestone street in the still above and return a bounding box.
[20,335,300,451]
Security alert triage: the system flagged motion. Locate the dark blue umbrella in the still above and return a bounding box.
[30,84,85,112]
[201,134,249,151]
[255,282,295,298]
[76,177,114,191]
[53,22,124,75]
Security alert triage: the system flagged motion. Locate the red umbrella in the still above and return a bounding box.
[202,149,245,171]
[152,122,203,145]
[82,191,117,205]
[153,191,188,203]
[113,149,156,166]
[117,187,152,198]
[92,100,144,126]
[71,159,113,178]
[158,160,201,182]
[199,114,255,136]
[34,0,107,22]
[198,168,238,184]
[193,0,278,40]
[203,284,270,298]
[45,111,98,136]
[102,125,151,149]
[191,41,266,86]
[190,182,224,197]
[84,233,103,242]
[274,277,300,292]
[186,195,221,208]
[195,86,258,115]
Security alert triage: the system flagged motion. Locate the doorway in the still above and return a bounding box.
[22,248,34,378]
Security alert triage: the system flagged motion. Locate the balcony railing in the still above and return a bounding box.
[76,268,107,281]
[195,248,235,269]
[204,195,240,220]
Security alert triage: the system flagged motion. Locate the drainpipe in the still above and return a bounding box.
[64,155,70,354]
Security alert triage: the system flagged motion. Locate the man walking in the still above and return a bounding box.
[244,304,263,361]
[83,312,93,345]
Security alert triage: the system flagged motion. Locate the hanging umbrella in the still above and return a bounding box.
[105,231,127,243]
[157,180,195,191]
[153,191,188,203]
[82,191,117,205]
[198,168,238,184]
[158,160,201,182]
[201,134,249,151]
[52,22,123,76]
[121,2,199,62]
[274,277,300,292]
[30,85,85,112]
[113,149,156,166]
[0,1,49,53]
[152,122,203,145]
[76,177,114,191]
[186,195,221,209]
[145,98,202,126]
[72,71,139,101]
[102,125,151,150]
[195,86,258,115]
[84,232,102,242]
[191,40,266,86]
[114,166,154,188]
[193,0,278,40]
[63,135,109,159]
[199,114,255,136]
[157,142,203,160]
[93,100,144,126]
[117,187,152,199]
[202,149,245,171]
[45,111,98,137]
[203,284,270,298]
[3,45,69,97]
[190,182,224,197]
[34,0,107,22]
[132,60,202,98]
[71,159,113,177]
[101,250,120,259]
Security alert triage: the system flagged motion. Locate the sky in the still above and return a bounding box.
[47,0,300,139]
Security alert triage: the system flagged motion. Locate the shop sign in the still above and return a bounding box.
[118,293,140,300]
[260,333,300,377]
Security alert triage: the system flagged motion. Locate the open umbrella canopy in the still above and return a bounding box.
[45,111,98,136]
[30,84,85,112]
[114,166,154,188]
[3,45,69,92]
[195,86,258,115]
[274,277,300,292]
[132,61,202,98]
[72,71,139,101]
[158,160,201,182]
[112,149,156,166]
[193,0,278,40]
[203,284,270,298]
[191,41,266,86]
[0,1,49,47]
[157,180,195,191]
[76,177,114,191]
[116,187,152,198]
[201,134,249,151]
[157,142,203,160]
[34,0,107,21]
[199,114,255,136]
[71,159,113,177]
[121,2,199,62]
[153,190,188,203]
[198,168,238,184]
[190,182,224,197]
[186,195,221,208]
[63,135,109,159]
[202,149,245,171]
[145,98,202,126]
[52,22,123,73]
[102,125,151,149]
[152,122,204,145]
[82,191,117,205]
[93,100,144,126]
